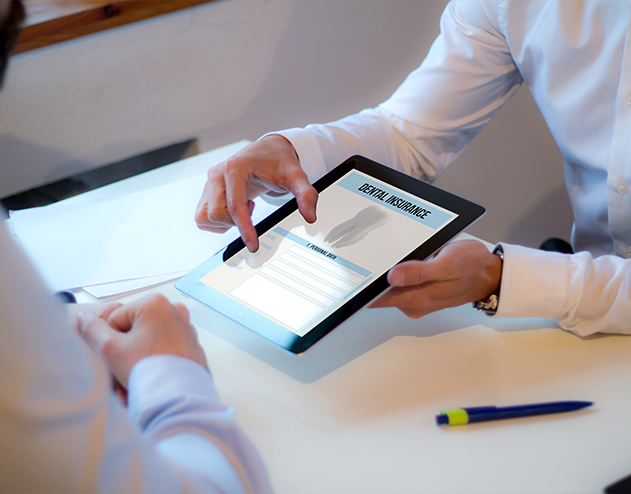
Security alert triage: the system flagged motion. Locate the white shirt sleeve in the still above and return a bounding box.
[0,221,271,493]
[496,243,631,337]
[274,0,522,184]
[266,0,631,338]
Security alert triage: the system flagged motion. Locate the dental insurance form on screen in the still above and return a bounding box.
[199,169,459,338]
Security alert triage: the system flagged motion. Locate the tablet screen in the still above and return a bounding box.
[176,156,484,353]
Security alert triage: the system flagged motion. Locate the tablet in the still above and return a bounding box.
[176,155,485,354]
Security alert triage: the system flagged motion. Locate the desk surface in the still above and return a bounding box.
[76,142,631,494]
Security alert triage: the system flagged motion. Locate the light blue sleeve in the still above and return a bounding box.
[0,221,271,493]
[128,355,272,494]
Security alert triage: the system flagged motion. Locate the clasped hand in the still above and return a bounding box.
[68,294,208,391]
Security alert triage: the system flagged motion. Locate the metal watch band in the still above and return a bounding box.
[472,245,504,316]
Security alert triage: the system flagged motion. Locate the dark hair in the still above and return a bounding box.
[0,0,25,88]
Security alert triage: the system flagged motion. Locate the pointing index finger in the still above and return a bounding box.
[224,164,259,252]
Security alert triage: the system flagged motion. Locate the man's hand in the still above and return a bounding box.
[77,294,208,388]
[369,240,502,318]
[195,135,318,252]
[66,302,123,334]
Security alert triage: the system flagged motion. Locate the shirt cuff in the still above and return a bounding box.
[495,243,571,321]
[127,355,220,424]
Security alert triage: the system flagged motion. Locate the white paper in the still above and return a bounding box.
[81,270,189,299]
[10,175,279,291]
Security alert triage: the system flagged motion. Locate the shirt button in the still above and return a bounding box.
[617,181,629,195]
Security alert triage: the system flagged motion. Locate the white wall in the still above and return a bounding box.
[0,0,572,247]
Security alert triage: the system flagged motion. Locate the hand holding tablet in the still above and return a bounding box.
[180,155,485,353]
[370,239,503,319]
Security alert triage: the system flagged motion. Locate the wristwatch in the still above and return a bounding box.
[472,245,504,316]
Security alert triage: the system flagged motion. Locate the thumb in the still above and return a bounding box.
[77,311,120,354]
[387,259,443,287]
[289,178,318,224]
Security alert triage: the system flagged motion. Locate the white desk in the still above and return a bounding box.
[73,143,631,494]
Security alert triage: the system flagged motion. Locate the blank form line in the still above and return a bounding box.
[280,252,354,292]
[289,245,364,285]
[261,266,333,307]
[271,259,345,298]
[230,274,324,333]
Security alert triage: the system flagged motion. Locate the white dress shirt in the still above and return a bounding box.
[0,221,271,493]
[274,0,631,336]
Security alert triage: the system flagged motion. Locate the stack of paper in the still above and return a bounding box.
[8,141,280,298]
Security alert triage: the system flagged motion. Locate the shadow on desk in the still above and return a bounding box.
[190,302,557,383]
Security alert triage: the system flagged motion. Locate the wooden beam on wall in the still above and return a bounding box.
[15,0,220,54]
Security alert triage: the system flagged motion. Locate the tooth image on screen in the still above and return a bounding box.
[324,205,391,248]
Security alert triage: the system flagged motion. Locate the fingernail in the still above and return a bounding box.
[76,311,93,330]
[388,269,404,286]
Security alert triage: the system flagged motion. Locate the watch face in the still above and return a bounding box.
[473,294,498,314]
[474,245,504,315]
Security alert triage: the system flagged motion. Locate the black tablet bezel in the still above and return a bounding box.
[176,155,485,354]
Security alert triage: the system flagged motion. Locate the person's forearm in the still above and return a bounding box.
[0,223,270,493]
[274,108,440,184]
[272,0,524,187]
[128,356,271,494]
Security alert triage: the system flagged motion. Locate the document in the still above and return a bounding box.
[10,174,277,292]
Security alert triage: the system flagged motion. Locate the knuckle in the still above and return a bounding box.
[225,202,250,225]
[202,208,229,226]
[223,156,246,179]
[296,184,317,201]
[225,195,241,213]
[143,293,170,311]
[207,165,221,180]
[412,265,430,284]
[196,193,228,221]
[80,317,97,336]
[283,167,306,188]
[79,315,103,337]
[173,302,190,318]
[152,293,170,306]
[194,208,209,226]
[100,336,120,358]
[305,185,318,199]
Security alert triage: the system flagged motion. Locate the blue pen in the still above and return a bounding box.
[436,401,593,426]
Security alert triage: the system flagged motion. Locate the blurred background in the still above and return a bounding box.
[0,0,571,247]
